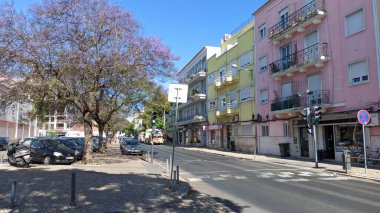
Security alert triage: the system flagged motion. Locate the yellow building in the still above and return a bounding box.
[204,17,256,153]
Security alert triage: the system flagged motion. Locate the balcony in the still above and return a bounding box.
[191,93,206,102]
[269,43,329,80]
[177,114,207,126]
[184,69,207,85]
[216,103,239,117]
[214,73,238,90]
[271,90,330,113]
[269,0,326,44]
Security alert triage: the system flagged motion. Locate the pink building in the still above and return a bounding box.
[254,0,380,161]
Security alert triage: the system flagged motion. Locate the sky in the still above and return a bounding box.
[7,0,267,73]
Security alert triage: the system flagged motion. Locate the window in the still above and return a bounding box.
[229,91,238,108]
[208,73,215,84]
[228,60,237,76]
[259,56,268,71]
[345,8,365,36]
[348,59,369,85]
[239,51,251,67]
[259,24,266,39]
[219,96,226,109]
[240,86,252,102]
[262,125,269,136]
[260,89,268,104]
[283,123,289,136]
[219,67,226,82]
[242,125,252,136]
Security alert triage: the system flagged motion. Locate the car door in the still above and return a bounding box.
[30,140,44,162]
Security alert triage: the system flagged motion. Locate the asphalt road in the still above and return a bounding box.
[145,144,380,213]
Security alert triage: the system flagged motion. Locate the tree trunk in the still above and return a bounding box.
[82,116,93,164]
[97,123,105,153]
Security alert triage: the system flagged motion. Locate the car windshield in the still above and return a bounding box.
[44,140,67,149]
[59,139,75,147]
[125,140,139,145]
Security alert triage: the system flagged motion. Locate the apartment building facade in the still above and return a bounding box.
[254,0,380,161]
[205,18,256,153]
[177,46,220,146]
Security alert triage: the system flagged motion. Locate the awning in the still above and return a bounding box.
[203,125,222,131]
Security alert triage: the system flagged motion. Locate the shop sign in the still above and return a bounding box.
[203,125,222,131]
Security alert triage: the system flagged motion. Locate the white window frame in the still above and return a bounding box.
[219,95,226,110]
[283,123,289,137]
[345,8,365,37]
[259,23,266,39]
[229,91,238,108]
[260,89,269,104]
[259,56,268,71]
[208,99,216,111]
[348,58,369,86]
[240,86,252,102]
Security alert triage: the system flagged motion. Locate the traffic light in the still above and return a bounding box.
[314,106,322,124]
[151,111,157,126]
[303,107,313,134]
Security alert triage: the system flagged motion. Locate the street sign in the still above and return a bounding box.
[357,110,370,125]
[168,84,188,103]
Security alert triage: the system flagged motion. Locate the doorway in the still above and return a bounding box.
[324,126,335,159]
[300,127,309,157]
[226,125,232,149]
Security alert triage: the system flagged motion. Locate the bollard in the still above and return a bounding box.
[176,165,179,183]
[173,170,177,191]
[10,181,16,209]
[166,159,169,173]
[71,173,76,206]
[169,155,173,177]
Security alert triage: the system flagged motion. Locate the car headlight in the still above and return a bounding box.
[74,151,80,155]
[53,152,63,157]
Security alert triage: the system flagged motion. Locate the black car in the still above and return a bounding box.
[56,138,84,160]
[120,138,143,155]
[21,138,77,165]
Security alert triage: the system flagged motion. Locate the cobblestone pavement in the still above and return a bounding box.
[0,142,236,212]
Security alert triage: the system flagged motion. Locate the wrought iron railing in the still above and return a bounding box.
[178,113,207,122]
[271,90,329,111]
[270,43,328,75]
[269,0,325,40]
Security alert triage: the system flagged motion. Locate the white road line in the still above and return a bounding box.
[198,175,211,179]
[220,174,233,178]
[213,177,226,181]
[277,172,295,178]
[188,178,202,182]
[235,176,247,179]
[274,178,309,182]
[317,173,334,177]
[298,172,314,176]
[318,177,349,181]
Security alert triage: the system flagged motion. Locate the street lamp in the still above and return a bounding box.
[231,64,253,72]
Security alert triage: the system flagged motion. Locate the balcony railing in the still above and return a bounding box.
[271,90,329,111]
[270,43,328,75]
[269,0,325,40]
[178,113,207,122]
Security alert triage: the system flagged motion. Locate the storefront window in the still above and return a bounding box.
[335,124,363,153]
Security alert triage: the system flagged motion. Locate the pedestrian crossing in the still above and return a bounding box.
[185,170,349,183]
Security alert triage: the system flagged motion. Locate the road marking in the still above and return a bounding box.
[188,178,202,182]
[274,178,309,182]
[298,172,314,176]
[318,177,349,181]
[235,176,247,179]
[257,172,275,178]
[198,175,211,179]
[317,173,334,177]
[213,177,226,181]
[277,172,295,178]
[220,174,233,178]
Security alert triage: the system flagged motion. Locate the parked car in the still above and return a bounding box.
[56,138,84,160]
[0,137,9,150]
[21,138,77,165]
[120,138,143,155]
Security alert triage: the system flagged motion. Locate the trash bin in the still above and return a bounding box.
[278,143,290,157]
[342,150,351,171]
[230,141,235,151]
[317,150,325,161]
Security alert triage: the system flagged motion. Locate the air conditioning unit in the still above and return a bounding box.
[224,34,232,41]
[233,115,239,122]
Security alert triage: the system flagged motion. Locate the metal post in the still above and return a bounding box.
[170,88,179,185]
[313,125,318,168]
[71,173,76,206]
[362,124,368,175]
[14,102,20,139]
[176,165,179,183]
[166,159,169,173]
[10,180,16,208]
[173,170,177,186]
[151,143,154,164]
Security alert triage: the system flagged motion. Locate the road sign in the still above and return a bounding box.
[168,84,188,103]
[357,110,370,125]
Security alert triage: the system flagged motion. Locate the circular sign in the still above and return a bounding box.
[357,110,370,125]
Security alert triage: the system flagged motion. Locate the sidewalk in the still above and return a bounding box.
[183,147,380,182]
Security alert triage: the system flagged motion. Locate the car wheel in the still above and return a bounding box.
[43,156,52,165]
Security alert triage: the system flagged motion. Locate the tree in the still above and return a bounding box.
[0,0,177,164]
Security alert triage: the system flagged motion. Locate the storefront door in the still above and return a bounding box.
[324,126,335,159]
[300,127,309,157]
[227,125,232,149]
